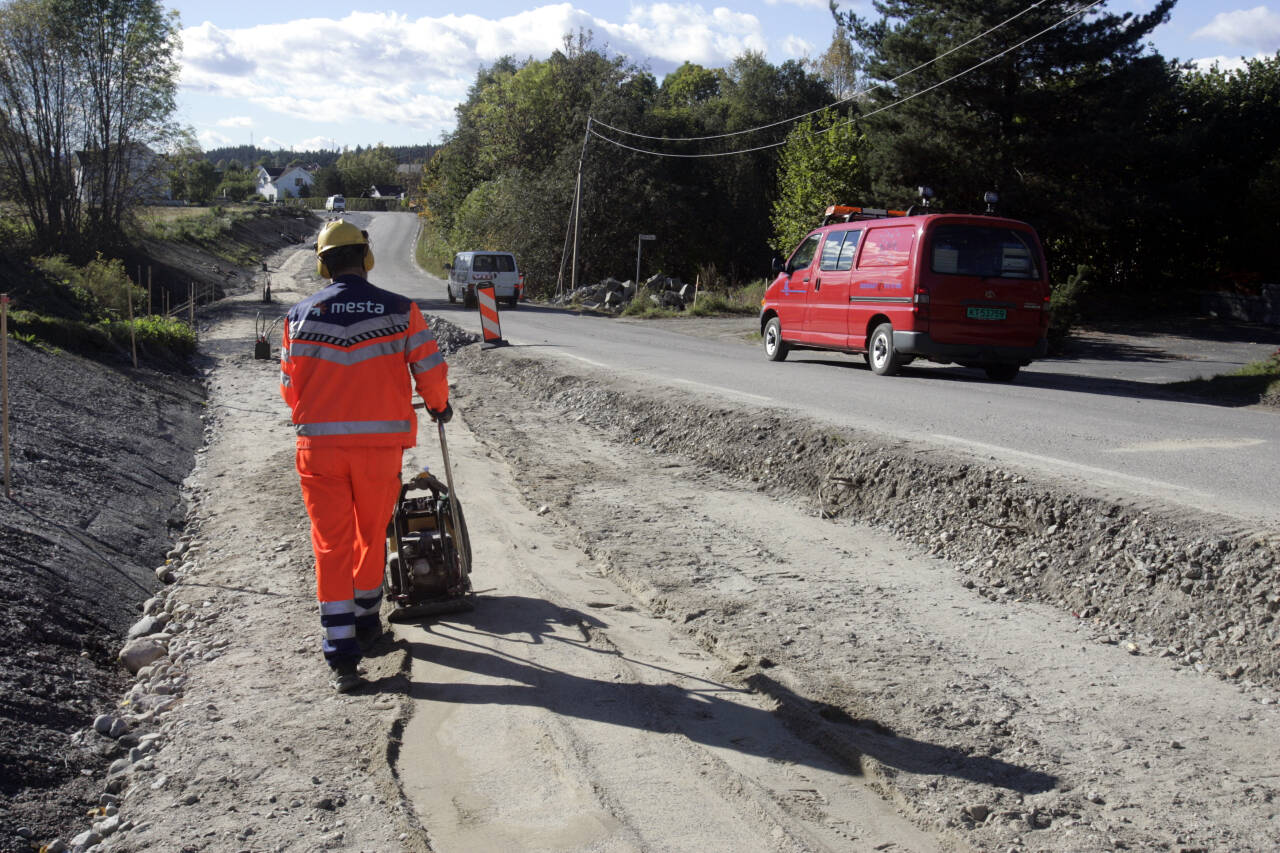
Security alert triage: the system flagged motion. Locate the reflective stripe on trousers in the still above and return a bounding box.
[319,587,382,663]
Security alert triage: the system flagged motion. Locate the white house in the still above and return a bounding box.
[73,143,168,205]
[255,165,313,201]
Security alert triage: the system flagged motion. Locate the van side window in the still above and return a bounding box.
[819,230,850,271]
[858,226,915,268]
[836,230,861,270]
[788,234,821,272]
[455,256,469,272]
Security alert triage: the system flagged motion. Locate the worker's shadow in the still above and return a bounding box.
[382,593,1057,795]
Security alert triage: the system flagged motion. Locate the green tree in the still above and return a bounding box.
[215,161,257,201]
[0,0,84,253]
[771,109,868,253]
[312,163,343,197]
[840,0,1177,297]
[54,0,181,242]
[336,144,396,195]
[167,131,218,203]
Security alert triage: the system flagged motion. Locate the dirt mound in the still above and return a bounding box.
[0,343,202,841]
[451,347,1280,691]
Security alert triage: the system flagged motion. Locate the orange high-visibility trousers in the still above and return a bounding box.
[296,446,402,602]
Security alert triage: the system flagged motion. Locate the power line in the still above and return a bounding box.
[588,0,1105,160]
[592,0,1050,145]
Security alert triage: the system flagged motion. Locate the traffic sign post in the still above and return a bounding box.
[635,234,656,290]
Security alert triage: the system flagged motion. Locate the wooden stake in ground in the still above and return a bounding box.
[1,292,11,497]
[127,289,138,369]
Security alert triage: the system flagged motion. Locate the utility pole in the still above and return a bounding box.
[569,118,592,295]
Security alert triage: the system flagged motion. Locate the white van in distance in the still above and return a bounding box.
[444,251,522,308]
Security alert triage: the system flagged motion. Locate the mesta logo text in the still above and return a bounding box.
[310,300,385,317]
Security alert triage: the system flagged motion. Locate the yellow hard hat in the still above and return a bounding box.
[315,220,374,277]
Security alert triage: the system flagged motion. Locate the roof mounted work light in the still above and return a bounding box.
[984,190,1000,213]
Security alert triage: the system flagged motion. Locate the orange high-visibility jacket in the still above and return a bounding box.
[280,274,448,448]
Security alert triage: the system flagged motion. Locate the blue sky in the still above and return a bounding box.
[168,1,1280,152]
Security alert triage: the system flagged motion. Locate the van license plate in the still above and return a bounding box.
[967,306,1006,320]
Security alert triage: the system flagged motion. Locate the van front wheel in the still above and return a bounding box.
[763,317,789,361]
[868,323,902,376]
[446,284,456,304]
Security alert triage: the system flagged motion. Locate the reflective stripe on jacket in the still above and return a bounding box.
[280,274,449,448]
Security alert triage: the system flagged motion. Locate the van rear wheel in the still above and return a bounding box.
[763,317,789,361]
[868,323,902,376]
[984,363,1020,382]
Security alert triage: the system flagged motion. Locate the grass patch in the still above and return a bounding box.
[8,310,195,364]
[623,278,767,318]
[1168,349,1280,406]
[131,204,294,266]
[415,218,453,276]
[686,280,766,317]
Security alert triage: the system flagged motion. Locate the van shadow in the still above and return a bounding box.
[381,594,1057,795]
[789,353,1267,408]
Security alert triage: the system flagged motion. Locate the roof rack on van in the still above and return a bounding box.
[821,204,908,226]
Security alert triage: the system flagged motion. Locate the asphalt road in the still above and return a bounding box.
[353,210,1280,529]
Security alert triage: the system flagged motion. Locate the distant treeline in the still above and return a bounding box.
[419,6,1280,316]
[203,144,441,170]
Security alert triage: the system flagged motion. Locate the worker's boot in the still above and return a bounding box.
[329,657,367,693]
[356,617,386,652]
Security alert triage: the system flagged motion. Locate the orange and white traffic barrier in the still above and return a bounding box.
[476,284,506,348]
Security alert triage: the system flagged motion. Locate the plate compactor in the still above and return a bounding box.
[384,420,474,621]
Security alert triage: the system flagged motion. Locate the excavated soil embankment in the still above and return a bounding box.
[0,210,316,846]
[451,347,1280,693]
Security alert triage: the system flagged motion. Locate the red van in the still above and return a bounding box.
[760,205,1050,381]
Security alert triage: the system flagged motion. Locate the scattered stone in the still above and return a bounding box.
[118,637,168,674]
[69,828,102,850]
[965,804,991,823]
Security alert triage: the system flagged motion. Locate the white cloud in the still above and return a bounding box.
[296,136,340,152]
[216,115,253,127]
[259,135,290,150]
[197,129,231,148]
[1193,6,1280,52]
[1189,53,1272,73]
[764,0,828,8]
[179,4,780,139]
[781,34,814,58]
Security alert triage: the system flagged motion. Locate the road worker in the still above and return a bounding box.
[280,220,451,692]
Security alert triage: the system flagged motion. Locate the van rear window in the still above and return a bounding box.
[929,226,1040,279]
[473,254,515,273]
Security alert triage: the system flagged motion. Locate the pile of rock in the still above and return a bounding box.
[550,273,696,313]
[36,540,204,853]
